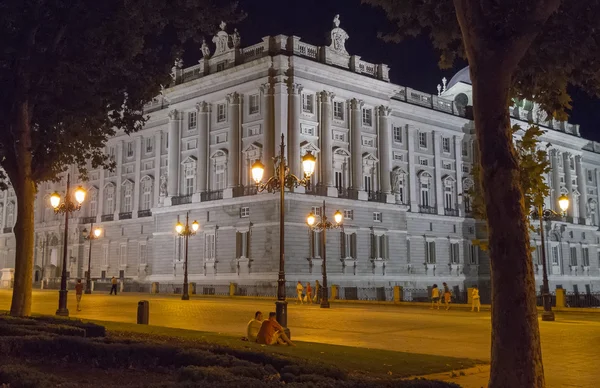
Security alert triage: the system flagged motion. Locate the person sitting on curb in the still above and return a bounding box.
[256,312,295,346]
[244,311,263,342]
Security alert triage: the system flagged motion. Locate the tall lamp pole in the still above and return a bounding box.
[175,212,199,300]
[306,200,343,308]
[50,173,86,317]
[82,223,102,294]
[251,134,316,328]
[533,194,569,322]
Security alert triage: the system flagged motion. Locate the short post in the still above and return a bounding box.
[229,282,237,296]
[190,282,196,295]
[137,300,149,325]
[555,288,566,308]
[331,285,338,300]
[393,286,403,302]
[151,282,160,294]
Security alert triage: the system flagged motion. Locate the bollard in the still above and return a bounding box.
[331,285,338,300]
[137,300,149,325]
[393,286,403,302]
[229,282,237,296]
[151,282,160,294]
[555,288,566,308]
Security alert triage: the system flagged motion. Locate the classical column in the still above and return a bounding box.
[433,132,444,215]
[261,83,275,180]
[196,102,209,195]
[575,155,588,223]
[97,162,105,222]
[377,106,394,203]
[563,152,574,217]
[319,91,336,197]
[288,82,302,180]
[455,136,463,214]
[350,99,364,197]
[167,109,181,200]
[132,136,142,218]
[273,79,288,148]
[225,92,241,197]
[153,131,162,206]
[407,126,418,212]
[551,150,561,210]
[115,140,123,216]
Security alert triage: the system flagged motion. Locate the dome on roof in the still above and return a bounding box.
[446,66,471,90]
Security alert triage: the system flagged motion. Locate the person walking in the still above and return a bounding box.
[443,282,451,310]
[471,286,481,312]
[314,280,321,304]
[109,276,118,295]
[430,284,441,309]
[296,281,304,304]
[75,279,84,311]
[306,282,313,304]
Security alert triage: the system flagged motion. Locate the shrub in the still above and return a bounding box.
[280,364,346,381]
[32,316,106,337]
[0,324,48,337]
[0,364,62,388]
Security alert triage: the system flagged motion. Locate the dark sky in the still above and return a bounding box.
[232,0,599,141]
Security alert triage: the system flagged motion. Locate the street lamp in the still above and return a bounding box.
[533,194,569,322]
[175,211,199,300]
[306,200,343,308]
[50,173,86,316]
[82,224,102,294]
[251,134,316,328]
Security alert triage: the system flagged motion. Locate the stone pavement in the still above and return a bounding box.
[0,290,598,388]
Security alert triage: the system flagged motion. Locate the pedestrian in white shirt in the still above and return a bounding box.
[246,311,263,342]
[296,281,304,304]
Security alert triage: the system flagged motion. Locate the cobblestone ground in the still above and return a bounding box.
[0,290,598,388]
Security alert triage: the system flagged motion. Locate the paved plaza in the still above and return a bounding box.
[0,290,598,387]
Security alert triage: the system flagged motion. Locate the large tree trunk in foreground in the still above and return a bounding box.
[10,100,36,317]
[471,66,545,387]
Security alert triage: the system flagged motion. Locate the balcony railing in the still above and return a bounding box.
[101,214,114,222]
[119,212,132,220]
[444,208,459,217]
[305,185,327,196]
[172,195,192,206]
[233,185,258,198]
[337,187,350,199]
[3,227,12,234]
[565,216,587,225]
[80,216,96,224]
[368,191,386,203]
[201,190,223,202]
[419,205,437,214]
[138,209,152,218]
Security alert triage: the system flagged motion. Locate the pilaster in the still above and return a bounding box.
[551,150,561,211]
[97,163,105,223]
[167,109,181,199]
[377,106,394,203]
[132,136,142,218]
[350,99,364,192]
[563,152,574,217]
[433,132,444,214]
[197,102,209,195]
[455,136,463,214]
[288,82,302,178]
[273,79,288,148]
[115,140,123,217]
[407,126,418,212]
[320,90,336,196]
[261,83,275,180]
[153,131,162,207]
[226,92,241,192]
[575,155,587,222]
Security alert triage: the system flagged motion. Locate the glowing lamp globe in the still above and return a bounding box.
[307,212,316,226]
[175,222,184,234]
[191,220,200,232]
[302,151,316,178]
[50,192,61,209]
[74,186,86,204]
[94,228,102,238]
[334,210,343,224]
[251,160,265,184]
[558,194,569,213]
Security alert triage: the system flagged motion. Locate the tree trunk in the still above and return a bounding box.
[471,66,545,387]
[9,100,36,317]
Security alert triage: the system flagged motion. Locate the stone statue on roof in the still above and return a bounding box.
[231,28,241,48]
[213,21,230,55]
[201,39,211,58]
[329,14,349,55]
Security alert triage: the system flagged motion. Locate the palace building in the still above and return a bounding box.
[1,16,599,297]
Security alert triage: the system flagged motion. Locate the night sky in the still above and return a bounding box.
[231,0,599,141]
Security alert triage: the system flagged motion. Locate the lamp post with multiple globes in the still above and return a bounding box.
[50,173,86,317]
[81,224,102,294]
[175,212,200,300]
[534,194,569,322]
[251,134,316,328]
[306,201,343,308]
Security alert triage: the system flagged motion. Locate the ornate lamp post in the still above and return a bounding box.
[82,224,102,294]
[50,173,86,317]
[175,212,199,300]
[306,201,343,308]
[533,194,569,322]
[251,134,316,328]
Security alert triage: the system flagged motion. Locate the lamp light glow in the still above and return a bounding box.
[334,210,343,224]
[307,212,316,226]
[94,228,102,238]
[50,192,61,209]
[251,160,265,184]
[558,194,569,213]
[302,151,316,178]
[74,186,86,204]
[175,222,184,234]
[191,220,200,232]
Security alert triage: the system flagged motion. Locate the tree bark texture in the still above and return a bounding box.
[471,68,545,388]
[9,100,36,317]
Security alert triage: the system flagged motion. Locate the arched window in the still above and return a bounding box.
[419,172,432,208]
[391,168,406,204]
[104,183,115,214]
[210,150,228,191]
[140,176,153,211]
[181,156,197,195]
[89,188,98,217]
[443,176,456,210]
[122,180,133,213]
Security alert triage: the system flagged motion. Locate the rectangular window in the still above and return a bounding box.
[333,132,345,141]
[469,244,477,265]
[444,188,453,209]
[342,232,357,259]
[301,125,315,136]
[334,101,344,120]
[142,187,151,210]
[334,171,343,189]
[462,141,468,156]
[393,153,403,161]
[205,234,216,259]
[187,140,197,150]
[362,137,374,147]
[216,134,227,144]
[311,206,322,217]
[462,165,469,173]
[119,244,127,266]
[215,165,225,190]
[240,207,250,218]
[393,126,402,143]
[364,175,372,193]
[419,157,428,166]
[145,137,153,153]
[310,230,322,258]
[588,170,593,182]
[371,234,388,260]
[185,177,195,195]
[127,142,134,158]
[425,241,436,264]
[419,132,427,148]
[443,162,452,170]
[139,244,147,265]
[102,245,109,266]
[582,247,590,266]
[362,108,372,126]
[552,246,560,265]
[343,209,353,220]
[249,94,260,114]
[188,111,197,129]
[248,126,261,137]
[450,243,460,264]
[90,191,97,216]
[373,212,382,222]
[236,231,250,258]
[421,184,430,207]
[302,94,314,113]
[217,103,226,122]
[216,61,226,72]
[570,246,578,266]
[442,137,451,153]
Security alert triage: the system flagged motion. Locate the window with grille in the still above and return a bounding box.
[123,185,132,212]
[139,244,147,265]
[469,244,478,264]
[127,142,134,158]
[311,206,322,217]
[373,212,382,222]
[344,209,353,220]
[146,137,153,153]
[442,137,451,153]
[341,232,357,259]
[141,184,152,210]
[443,162,452,170]
[393,126,402,143]
[419,157,428,166]
[371,234,388,260]
[419,132,427,148]
[90,191,97,216]
[309,230,322,258]
[362,108,372,126]
[551,246,560,265]
[205,234,216,259]
[249,94,259,114]
[582,247,590,266]
[334,101,344,120]
[302,94,314,113]
[425,241,436,264]
[301,125,315,136]
[105,189,114,214]
[240,207,250,218]
[462,165,469,173]
[188,111,197,129]
[444,187,453,209]
[215,165,225,190]
[236,231,250,258]
[450,243,460,264]
[570,246,578,266]
[119,244,127,266]
[217,104,226,122]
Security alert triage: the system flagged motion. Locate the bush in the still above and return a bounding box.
[280,364,346,381]
[32,316,106,337]
[0,364,62,388]
[0,324,48,337]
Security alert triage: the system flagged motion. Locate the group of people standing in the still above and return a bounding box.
[430,283,481,312]
[296,280,321,304]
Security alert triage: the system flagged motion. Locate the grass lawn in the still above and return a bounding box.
[93,319,481,378]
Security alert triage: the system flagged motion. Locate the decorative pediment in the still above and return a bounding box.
[181,155,198,165]
[333,147,351,157]
[572,189,581,197]
[362,152,378,162]
[417,170,432,179]
[242,142,263,153]
[87,185,99,193]
[140,175,154,183]
[462,178,474,191]
[210,149,228,160]
[104,182,115,190]
[121,179,134,187]
[442,175,456,186]
[300,141,320,154]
